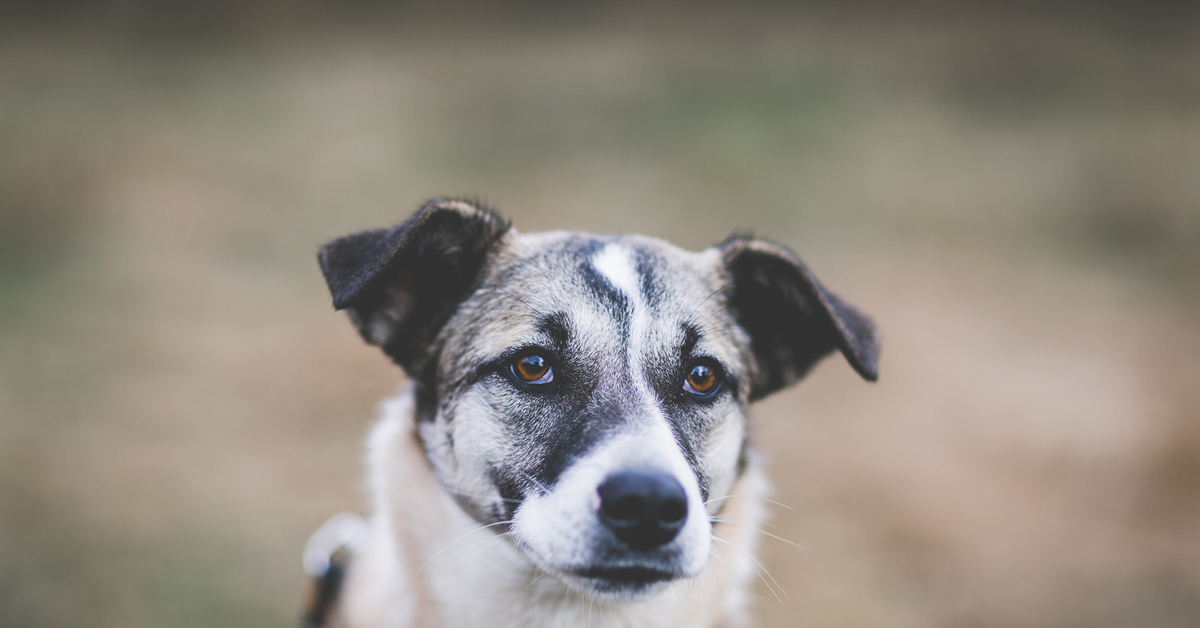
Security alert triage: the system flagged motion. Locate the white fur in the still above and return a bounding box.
[591,243,641,299]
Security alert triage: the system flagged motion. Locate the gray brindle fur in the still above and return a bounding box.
[306,199,879,628]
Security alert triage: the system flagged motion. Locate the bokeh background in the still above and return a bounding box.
[3,2,1199,627]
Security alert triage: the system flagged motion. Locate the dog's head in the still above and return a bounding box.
[318,200,878,600]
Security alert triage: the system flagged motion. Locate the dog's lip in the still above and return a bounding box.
[572,565,680,585]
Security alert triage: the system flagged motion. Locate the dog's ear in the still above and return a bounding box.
[719,236,879,401]
[317,199,511,373]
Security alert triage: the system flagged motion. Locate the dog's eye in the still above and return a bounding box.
[684,363,719,396]
[511,354,554,384]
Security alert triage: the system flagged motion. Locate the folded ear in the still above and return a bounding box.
[719,236,879,401]
[317,199,511,373]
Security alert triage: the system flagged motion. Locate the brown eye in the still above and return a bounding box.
[511,354,553,384]
[684,363,718,396]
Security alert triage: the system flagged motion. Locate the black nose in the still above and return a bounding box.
[597,470,688,550]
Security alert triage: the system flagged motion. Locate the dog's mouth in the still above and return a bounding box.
[570,565,680,594]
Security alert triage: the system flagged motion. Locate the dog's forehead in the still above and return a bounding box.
[506,231,721,304]
[445,231,735,361]
[496,232,725,325]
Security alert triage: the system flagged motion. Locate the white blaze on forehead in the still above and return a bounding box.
[591,243,641,304]
[590,242,654,404]
[589,242,685,472]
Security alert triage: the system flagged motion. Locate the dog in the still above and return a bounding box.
[303,199,879,628]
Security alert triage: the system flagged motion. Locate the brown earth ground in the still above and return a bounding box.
[2,3,1199,627]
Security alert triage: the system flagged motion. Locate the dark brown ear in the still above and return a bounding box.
[719,236,879,401]
[317,199,510,373]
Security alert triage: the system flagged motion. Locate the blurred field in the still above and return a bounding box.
[2,3,1199,627]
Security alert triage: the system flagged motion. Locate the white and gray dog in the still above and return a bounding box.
[304,199,878,628]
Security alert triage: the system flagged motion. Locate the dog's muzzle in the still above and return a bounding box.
[563,469,694,596]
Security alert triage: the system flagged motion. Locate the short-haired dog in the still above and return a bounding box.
[304,199,879,628]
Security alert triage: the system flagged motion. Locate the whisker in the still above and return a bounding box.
[696,324,746,337]
[410,520,512,580]
[707,549,734,588]
[689,566,702,599]
[704,494,794,511]
[439,531,513,569]
[696,303,734,326]
[712,514,785,532]
[442,487,524,504]
[711,536,787,602]
[519,470,552,496]
[740,547,788,600]
[712,535,781,603]
[524,571,549,591]
[710,517,804,550]
[493,286,546,318]
[684,282,733,326]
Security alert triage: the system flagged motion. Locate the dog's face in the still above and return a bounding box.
[422,231,753,596]
[318,200,878,600]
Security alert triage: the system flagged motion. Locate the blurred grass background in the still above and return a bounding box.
[2,2,1199,627]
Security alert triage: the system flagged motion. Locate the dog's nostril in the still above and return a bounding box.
[597,470,689,551]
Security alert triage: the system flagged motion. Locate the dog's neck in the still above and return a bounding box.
[337,382,768,628]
